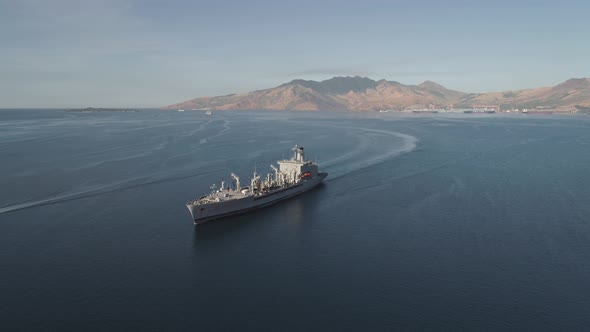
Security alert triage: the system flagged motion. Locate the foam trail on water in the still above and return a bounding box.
[0,117,416,215]
[0,168,221,215]
[200,119,231,144]
[318,125,418,180]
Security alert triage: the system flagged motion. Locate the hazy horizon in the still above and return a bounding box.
[2,0,590,108]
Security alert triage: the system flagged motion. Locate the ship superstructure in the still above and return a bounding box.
[187,145,327,224]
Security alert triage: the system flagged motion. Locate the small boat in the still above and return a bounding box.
[178,109,185,112]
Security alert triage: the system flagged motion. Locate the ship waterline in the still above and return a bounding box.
[186,145,327,224]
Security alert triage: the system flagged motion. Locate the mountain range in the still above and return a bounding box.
[164,76,590,111]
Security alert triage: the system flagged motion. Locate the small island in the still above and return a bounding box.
[65,107,139,113]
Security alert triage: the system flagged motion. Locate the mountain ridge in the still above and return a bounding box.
[165,76,590,111]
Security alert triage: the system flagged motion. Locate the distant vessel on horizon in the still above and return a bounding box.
[177,109,185,112]
[186,145,327,224]
[205,110,212,115]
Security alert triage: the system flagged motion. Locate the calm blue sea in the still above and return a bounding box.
[1,109,590,330]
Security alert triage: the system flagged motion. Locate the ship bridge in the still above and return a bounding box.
[277,145,318,180]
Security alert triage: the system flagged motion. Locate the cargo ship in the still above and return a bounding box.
[186,145,327,224]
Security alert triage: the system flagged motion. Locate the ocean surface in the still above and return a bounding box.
[1,109,590,330]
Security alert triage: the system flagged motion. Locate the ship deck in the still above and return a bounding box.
[189,189,250,205]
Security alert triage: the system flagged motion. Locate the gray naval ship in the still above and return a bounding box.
[187,145,328,224]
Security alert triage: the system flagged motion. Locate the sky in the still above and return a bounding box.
[1,0,590,108]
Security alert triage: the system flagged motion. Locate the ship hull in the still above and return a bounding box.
[187,172,327,224]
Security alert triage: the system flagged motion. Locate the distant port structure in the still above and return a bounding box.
[472,105,500,113]
[394,103,579,114]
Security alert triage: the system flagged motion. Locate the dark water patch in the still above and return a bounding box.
[1,110,590,330]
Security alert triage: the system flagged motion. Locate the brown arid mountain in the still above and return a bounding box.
[462,78,590,109]
[164,76,590,111]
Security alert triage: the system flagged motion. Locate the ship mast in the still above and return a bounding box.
[292,145,305,162]
[270,164,279,184]
[251,173,260,194]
